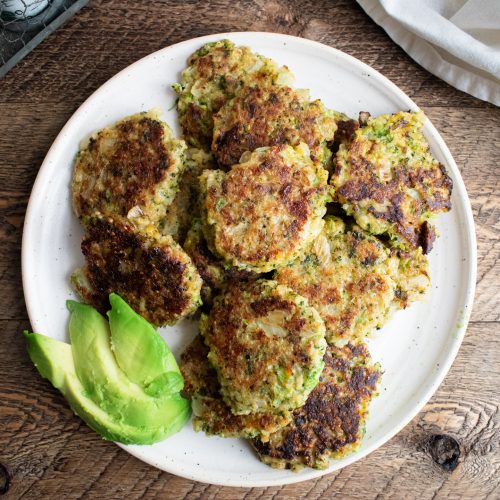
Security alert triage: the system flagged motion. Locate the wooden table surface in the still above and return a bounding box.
[1,1,498,498]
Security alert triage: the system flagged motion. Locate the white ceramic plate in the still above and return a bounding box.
[22,32,476,487]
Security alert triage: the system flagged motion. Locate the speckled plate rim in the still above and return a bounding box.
[22,32,477,487]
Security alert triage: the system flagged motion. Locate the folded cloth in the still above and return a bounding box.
[357,0,500,105]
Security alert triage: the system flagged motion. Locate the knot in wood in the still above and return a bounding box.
[428,434,460,471]
[0,462,10,495]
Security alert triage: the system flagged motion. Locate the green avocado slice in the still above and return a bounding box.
[25,332,189,444]
[66,300,190,430]
[107,293,183,396]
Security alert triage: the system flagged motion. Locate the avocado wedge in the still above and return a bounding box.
[25,296,191,445]
[67,300,189,430]
[25,332,188,444]
[106,293,183,397]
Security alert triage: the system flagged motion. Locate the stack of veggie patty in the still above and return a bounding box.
[70,39,452,470]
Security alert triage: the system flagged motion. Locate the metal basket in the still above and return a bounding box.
[0,0,88,77]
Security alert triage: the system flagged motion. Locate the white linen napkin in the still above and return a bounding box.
[357,0,500,105]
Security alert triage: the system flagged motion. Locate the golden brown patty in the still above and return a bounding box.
[71,213,202,326]
[275,216,397,343]
[173,40,293,149]
[180,335,292,441]
[199,144,331,273]
[212,86,337,168]
[331,111,452,253]
[251,342,381,471]
[183,219,257,308]
[72,111,186,226]
[199,279,327,415]
[276,216,431,342]
[159,148,216,244]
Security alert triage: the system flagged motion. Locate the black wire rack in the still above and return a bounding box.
[0,0,88,78]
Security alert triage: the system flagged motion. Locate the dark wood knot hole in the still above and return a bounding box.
[428,434,460,471]
[0,463,10,495]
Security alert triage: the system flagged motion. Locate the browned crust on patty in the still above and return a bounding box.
[251,342,381,470]
[203,281,311,401]
[200,279,326,415]
[331,111,453,253]
[72,114,183,220]
[335,158,451,251]
[74,214,201,326]
[212,86,336,167]
[175,40,293,150]
[201,145,329,272]
[275,217,398,343]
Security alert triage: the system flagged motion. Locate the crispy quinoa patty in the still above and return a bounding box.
[199,279,327,415]
[212,85,337,167]
[276,216,430,342]
[173,40,293,149]
[276,217,396,343]
[71,213,202,326]
[72,110,186,225]
[199,144,330,273]
[252,342,381,471]
[180,335,291,441]
[331,111,452,253]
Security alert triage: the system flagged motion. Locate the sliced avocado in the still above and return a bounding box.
[67,300,190,430]
[25,332,188,444]
[107,293,183,396]
[143,371,184,398]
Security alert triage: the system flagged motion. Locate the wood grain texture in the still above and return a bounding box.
[0,0,498,498]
